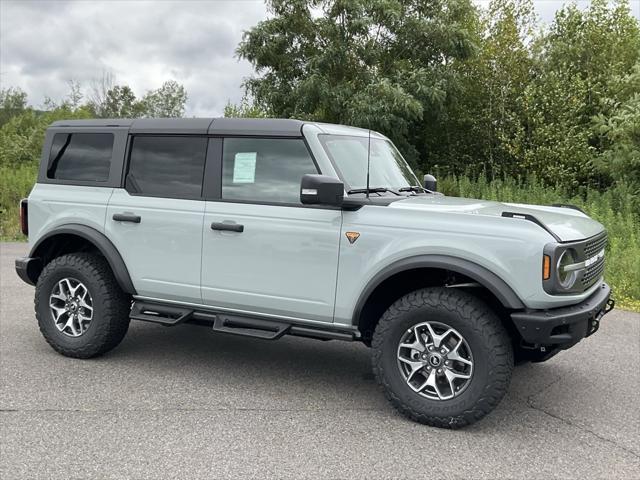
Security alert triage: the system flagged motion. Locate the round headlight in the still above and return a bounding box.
[557,249,578,289]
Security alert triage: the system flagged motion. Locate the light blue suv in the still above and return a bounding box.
[15,118,614,427]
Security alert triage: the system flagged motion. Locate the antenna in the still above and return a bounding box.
[366,129,371,199]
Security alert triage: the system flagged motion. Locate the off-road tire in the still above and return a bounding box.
[372,287,513,428]
[35,253,130,359]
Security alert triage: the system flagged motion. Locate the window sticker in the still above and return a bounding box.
[233,152,257,183]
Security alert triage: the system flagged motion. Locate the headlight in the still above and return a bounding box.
[557,249,578,289]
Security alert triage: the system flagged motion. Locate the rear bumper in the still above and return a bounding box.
[511,283,613,347]
[15,256,41,286]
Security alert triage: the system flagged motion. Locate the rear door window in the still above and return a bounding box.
[126,136,207,199]
[47,133,114,182]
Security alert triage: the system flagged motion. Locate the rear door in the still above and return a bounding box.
[201,137,342,323]
[105,135,207,304]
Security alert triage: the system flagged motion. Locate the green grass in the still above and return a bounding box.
[0,163,37,240]
[1,169,638,311]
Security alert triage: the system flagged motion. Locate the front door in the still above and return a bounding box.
[201,137,342,323]
[105,135,208,304]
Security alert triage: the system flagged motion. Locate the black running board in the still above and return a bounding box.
[130,302,193,326]
[130,301,356,342]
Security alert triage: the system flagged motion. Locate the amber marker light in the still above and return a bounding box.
[542,255,551,280]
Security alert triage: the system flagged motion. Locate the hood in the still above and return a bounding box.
[388,195,604,242]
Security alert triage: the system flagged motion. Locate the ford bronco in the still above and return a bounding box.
[15,118,614,428]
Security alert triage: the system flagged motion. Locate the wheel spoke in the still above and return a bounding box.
[424,323,452,349]
[50,305,67,322]
[448,338,473,366]
[50,291,67,302]
[399,339,424,352]
[425,369,446,399]
[67,317,79,336]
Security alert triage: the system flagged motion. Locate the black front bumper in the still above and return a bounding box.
[15,256,41,286]
[511,283,614,348]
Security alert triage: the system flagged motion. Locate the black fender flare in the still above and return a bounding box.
[30,224,137,295]
[352,254,525,325]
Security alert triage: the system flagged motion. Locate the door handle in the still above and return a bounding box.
[211,222,244,233]
[113,213,141,223]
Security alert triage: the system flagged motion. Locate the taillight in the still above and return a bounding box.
[19,199,28,236]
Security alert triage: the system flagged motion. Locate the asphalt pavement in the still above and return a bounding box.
[1,242,639,479]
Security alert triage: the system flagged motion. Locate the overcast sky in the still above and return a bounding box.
[1,0,639,117]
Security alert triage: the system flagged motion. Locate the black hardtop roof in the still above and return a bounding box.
[49,117,307,136]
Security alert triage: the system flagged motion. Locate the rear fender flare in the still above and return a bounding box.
[30,224,136,295]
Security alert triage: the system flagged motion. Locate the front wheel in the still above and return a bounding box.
[372,287,513,428]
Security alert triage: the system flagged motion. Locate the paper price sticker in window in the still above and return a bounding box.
[233,152,257,184]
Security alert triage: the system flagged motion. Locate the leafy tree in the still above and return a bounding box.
[521,0,640,188]
[102,85,145,118]
[238,0,479,165]
[593,63,640,192]
[0,87,28,127]
[431,0,536,177]
[224,96,269,118]
[141,80,187,118]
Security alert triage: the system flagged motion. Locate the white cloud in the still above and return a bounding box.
[0,0,267,116]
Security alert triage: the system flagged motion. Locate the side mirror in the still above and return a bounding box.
[300,174,344,207]
[423,174,437,192]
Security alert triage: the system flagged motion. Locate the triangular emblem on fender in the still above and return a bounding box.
[345,232,360,244]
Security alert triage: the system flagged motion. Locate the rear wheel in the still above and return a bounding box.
[35,253,130,358]
[372,287,513,428]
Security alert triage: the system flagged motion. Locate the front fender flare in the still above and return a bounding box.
[352,254,525,325]
[30,224,136,295]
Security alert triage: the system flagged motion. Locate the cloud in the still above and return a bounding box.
[0,0,267,116]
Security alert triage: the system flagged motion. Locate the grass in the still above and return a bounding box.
[0,163,38,240]
[1,168,638,311]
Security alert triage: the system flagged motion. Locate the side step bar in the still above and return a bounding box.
[130,301,356,342]
[130,302,193,326]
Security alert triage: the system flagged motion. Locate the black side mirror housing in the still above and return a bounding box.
[300,174,344,207]
[424,174,437,192]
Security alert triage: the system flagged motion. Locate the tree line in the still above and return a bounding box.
[0,76,187,167]
[230,0,640,195]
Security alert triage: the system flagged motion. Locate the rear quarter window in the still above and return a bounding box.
[47,133,114,182]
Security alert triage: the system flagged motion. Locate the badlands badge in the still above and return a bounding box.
[345,232,360,244]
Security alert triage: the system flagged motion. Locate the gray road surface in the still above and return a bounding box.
[1,242,639,479]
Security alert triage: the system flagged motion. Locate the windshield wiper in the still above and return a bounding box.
[347,187,401,196]
[398,185,427,193]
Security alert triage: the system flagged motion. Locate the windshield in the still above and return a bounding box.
[319,135,420,192]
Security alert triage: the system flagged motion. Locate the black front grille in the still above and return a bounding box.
[582,257,605,287]
[584,233,607,259]
[581,233,607,289]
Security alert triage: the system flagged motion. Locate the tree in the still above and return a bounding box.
[0,87,28,127]
[521,0,640,188]
[101,85,145,118]
[593,63,640,192]
[237,0,479,165]
[224,96,269,118]
[141,80,187,118]
[431,0,537,178]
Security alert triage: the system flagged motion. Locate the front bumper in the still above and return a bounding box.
[511,283,614,347]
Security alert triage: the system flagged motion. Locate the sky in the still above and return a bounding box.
[1,0,639,117]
